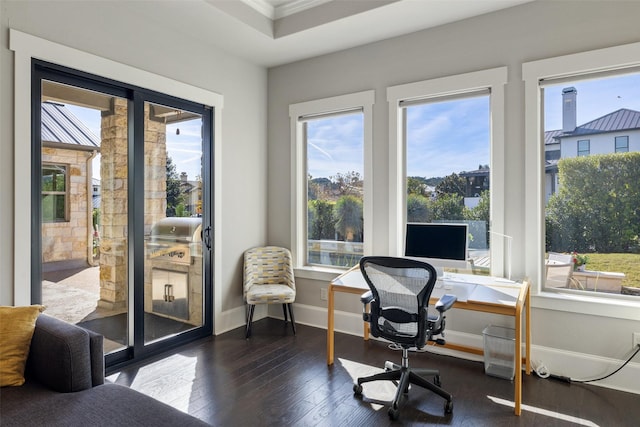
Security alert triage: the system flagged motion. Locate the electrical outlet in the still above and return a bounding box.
[633,332,640,349]
[320,288,328,301]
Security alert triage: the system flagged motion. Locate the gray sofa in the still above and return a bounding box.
[1,314,209,426]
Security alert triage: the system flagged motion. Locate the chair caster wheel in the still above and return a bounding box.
[353,384,363,396]
[388,406,400,420]
[444,400,453,414]
[434,375,441,387]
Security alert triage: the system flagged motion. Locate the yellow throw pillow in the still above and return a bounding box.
[0,305,45,387]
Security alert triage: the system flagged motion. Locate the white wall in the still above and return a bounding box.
[561,130,640,157]
[0,1,267,328]
[267,1,640,391]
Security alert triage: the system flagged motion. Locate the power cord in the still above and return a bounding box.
[535,344,640,384]
[570,344,640,384]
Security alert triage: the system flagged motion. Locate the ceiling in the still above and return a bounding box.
[144,0,533,68]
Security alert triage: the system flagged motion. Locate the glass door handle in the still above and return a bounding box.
[203,226,212,250]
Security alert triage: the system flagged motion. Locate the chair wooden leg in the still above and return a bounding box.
[245,304,255,339]
[287,303,296,335]
[282,304,288,323]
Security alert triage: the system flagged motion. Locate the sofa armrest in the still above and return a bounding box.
[26,314,104,392]
[87,328,105,386]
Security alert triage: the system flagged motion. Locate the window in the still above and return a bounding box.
[42,164,68,222]
[290,91,374,271]
[615,136,629,152]
[577,139,590,156]
[578,139,591,156]
[387,67,508,277]
[524,41,640,313]
[403,93,490,272]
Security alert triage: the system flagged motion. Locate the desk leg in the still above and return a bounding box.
[327,284,335,366]
[514,308,522,416]
[526,287,531,375]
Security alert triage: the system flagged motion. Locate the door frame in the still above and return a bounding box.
[11,29,222,369]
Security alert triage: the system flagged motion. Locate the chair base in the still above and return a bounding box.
[245,303,296,339]
[353,356,453,420]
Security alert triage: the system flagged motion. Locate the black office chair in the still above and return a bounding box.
[353,256,457,420]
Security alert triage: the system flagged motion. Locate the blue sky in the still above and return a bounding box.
[544,72,640,131]
[66,71,640,183]
[306,96,490,180]
[65,105,203,181]
[306,112,364,178]
[405,96,489,178]
[306,71,640,181]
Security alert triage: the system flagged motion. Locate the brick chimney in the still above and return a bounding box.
[562,87,577,133]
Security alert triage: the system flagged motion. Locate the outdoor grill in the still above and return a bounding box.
[147,217,203,321]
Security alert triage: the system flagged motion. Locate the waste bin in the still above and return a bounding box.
[482,325,515,380]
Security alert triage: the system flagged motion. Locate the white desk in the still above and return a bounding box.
[327,266,531,416]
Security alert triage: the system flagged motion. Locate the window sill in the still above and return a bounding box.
[294,265,349,282]
[531,290,640,321]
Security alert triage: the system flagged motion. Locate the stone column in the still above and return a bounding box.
[98,98,128,310]
[143,105,168,314]
[98,100,168,311]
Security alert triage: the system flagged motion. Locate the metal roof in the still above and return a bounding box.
[544,129,563,145]
[546,108,640,144]
[41,102,100,148]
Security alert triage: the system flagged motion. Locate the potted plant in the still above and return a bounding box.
[571,251,588,271]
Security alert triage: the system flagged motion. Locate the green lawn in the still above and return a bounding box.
[583,253,640,288]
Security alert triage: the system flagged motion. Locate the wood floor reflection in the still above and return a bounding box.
[107,318,639,426]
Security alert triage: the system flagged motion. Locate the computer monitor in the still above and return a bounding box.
[404,222,469,271]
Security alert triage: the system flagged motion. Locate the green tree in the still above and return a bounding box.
[465,190,490,249]
[308,199,336,240]
[546,152,640,253]
[331,171,363,197]
[166,154,184,217]
[407,176,429,196]
[334,195,363,242]
[466,190,490,224]
[175,202,190,217]
[435,173,466,198]
[407,193,429,222]
[430,193,465,221]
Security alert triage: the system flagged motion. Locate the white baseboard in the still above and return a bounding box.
[268,302,640,395]
[215,304,268,335]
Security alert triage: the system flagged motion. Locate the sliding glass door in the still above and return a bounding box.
[143,99,207,345]
[33,63,213,368]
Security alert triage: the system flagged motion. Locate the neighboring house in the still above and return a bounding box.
[459,166,490,209]
[432,88,640,209]
[41,101,100,270]
[544,87,640,201]
[179,172,202,216]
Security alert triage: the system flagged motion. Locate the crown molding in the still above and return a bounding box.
[241,0,332,20]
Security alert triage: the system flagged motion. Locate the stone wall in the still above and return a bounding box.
[41,147,93,265]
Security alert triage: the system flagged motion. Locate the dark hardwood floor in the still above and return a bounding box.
[107,318,639,426]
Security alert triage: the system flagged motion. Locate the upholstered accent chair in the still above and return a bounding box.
[243,246,296,338]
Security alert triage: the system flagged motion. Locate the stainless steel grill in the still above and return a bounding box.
[147,217,202,321]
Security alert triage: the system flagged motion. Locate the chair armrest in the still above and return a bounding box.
[435,294,457,313]
[360,291,373,305]
[360,291,374,322]
[27,314,103,392]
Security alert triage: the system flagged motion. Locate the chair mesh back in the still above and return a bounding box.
[360,257,436,347]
